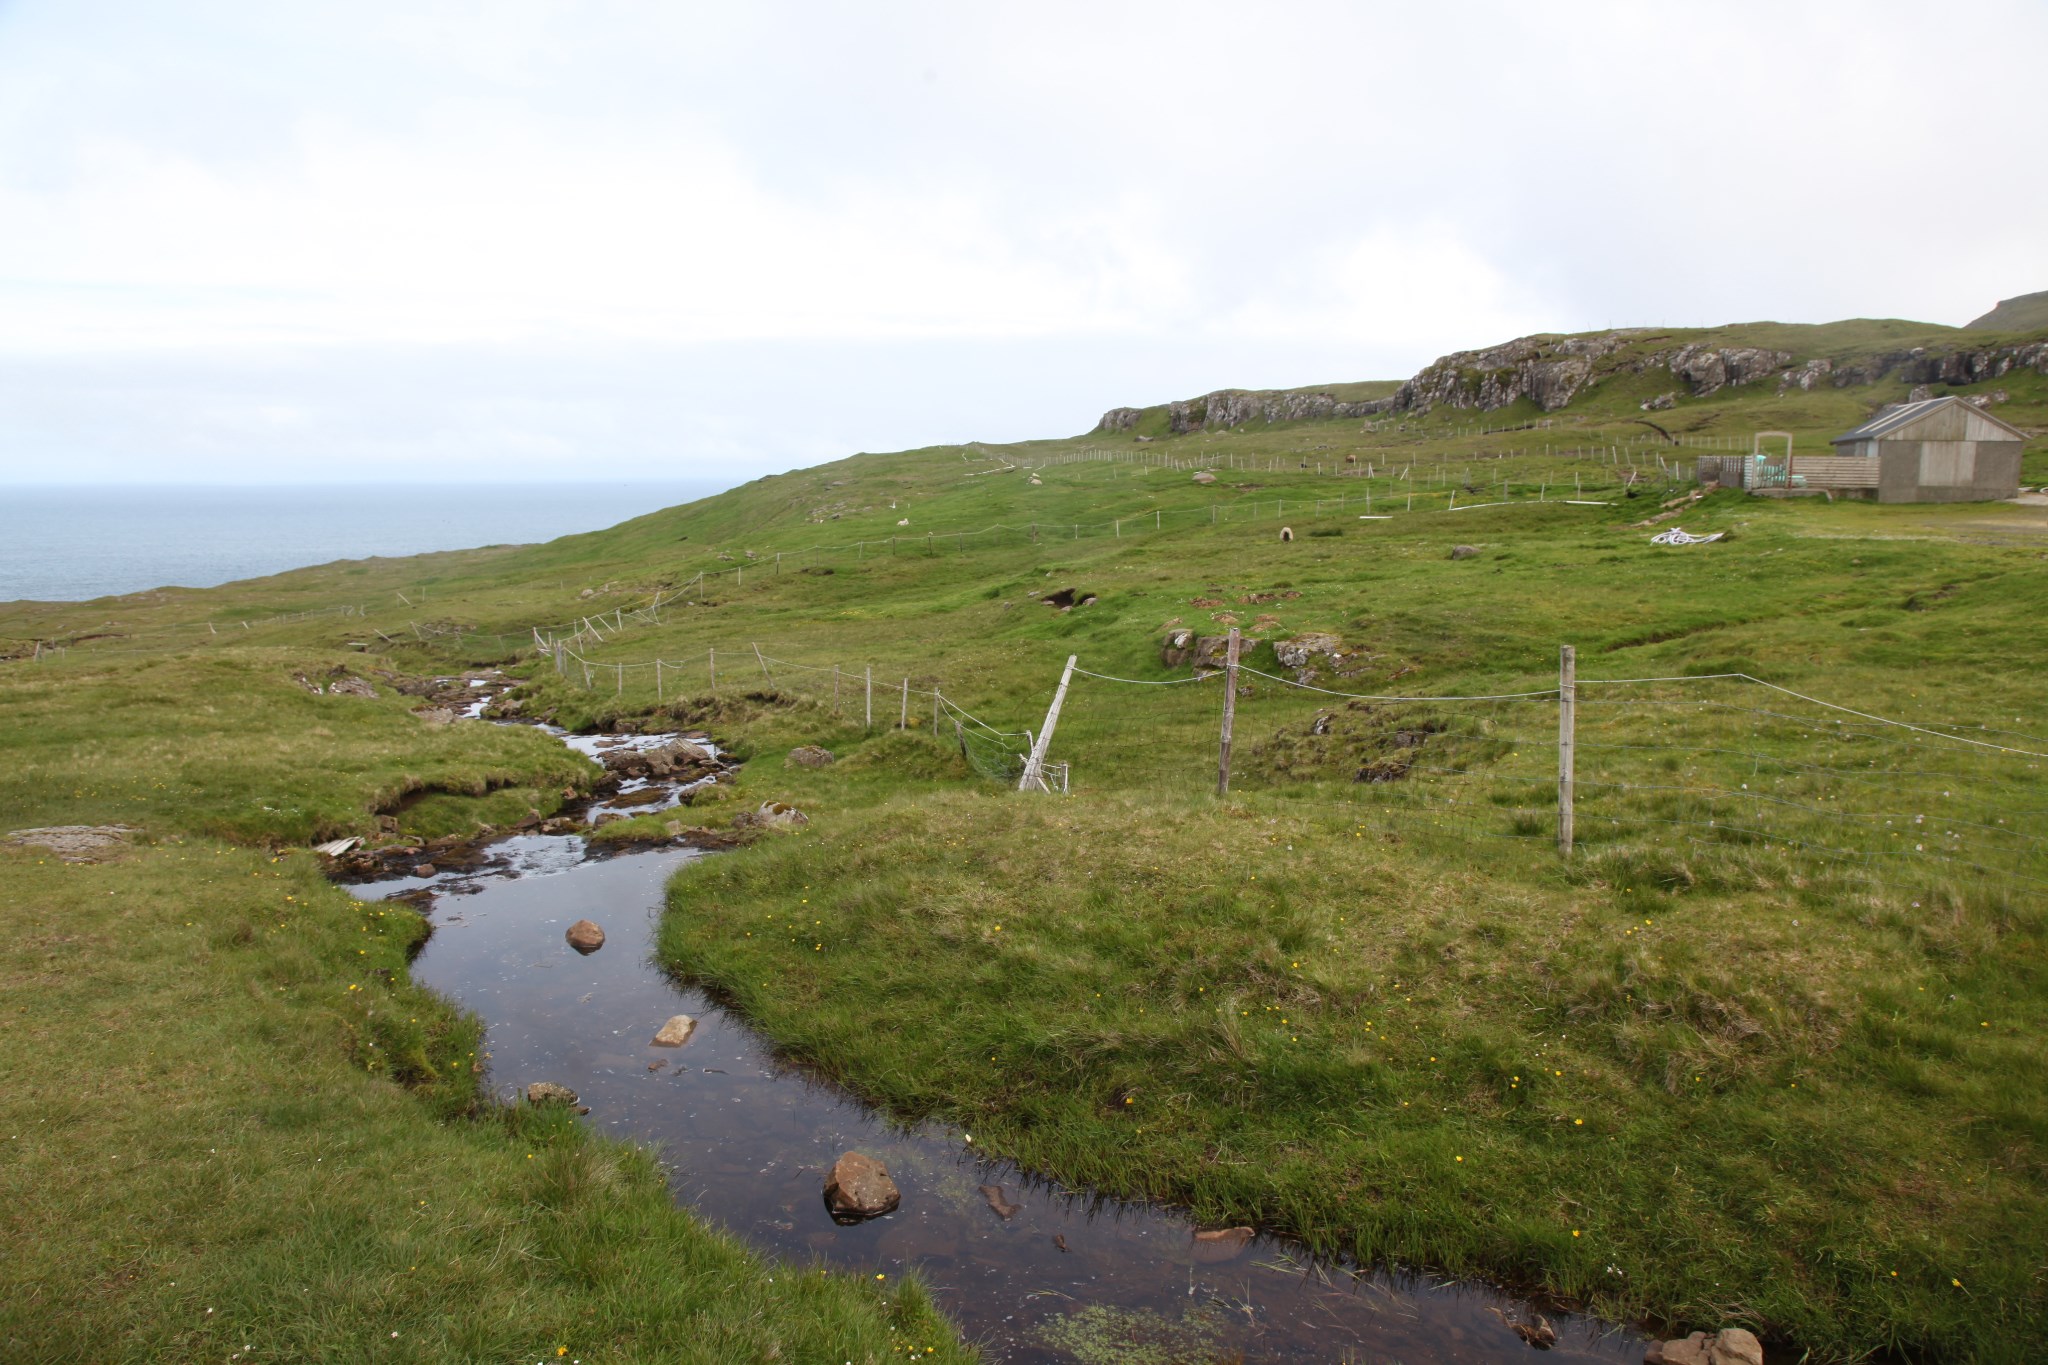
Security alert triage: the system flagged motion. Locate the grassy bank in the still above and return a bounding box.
[0,643,973,1363]
[655,784,2045,1362]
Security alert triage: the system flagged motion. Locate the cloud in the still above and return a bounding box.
[0,0,2042,482]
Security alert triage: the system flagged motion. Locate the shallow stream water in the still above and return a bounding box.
[352,725,1649,1364]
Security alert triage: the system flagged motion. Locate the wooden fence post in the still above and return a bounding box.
[753,642,770,682]
[708,647,716,692]
[865,667,872,731]
[1018,656,1077,793]
[1217,628,1241,796]
[899,677,908,729]
[656,659,663,702]
[1558,644,1576,857]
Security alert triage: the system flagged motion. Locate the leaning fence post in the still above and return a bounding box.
[1018,656,1077,793]
[1558,645,1576,856]
[1217,628,1241,796]
[753,642,770,683]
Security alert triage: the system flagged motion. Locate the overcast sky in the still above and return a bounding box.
[2,1,2042,486]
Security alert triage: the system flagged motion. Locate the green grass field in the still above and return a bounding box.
[4,315,2047,1363]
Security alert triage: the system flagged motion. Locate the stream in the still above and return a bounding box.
[350,712,1650,1363]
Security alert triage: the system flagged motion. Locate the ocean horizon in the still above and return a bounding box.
[1,481,721,603]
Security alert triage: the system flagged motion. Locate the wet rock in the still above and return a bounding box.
[786,745,835,769]
[1450,545,1479,560]
[652,1014,697,1047]
[823,1151,900,1222]
[1645,1329,1767,1365]
[601,739,713,780]
[1,825,139,863]
[540,817,580,835]
[978,1184,1022,1219]
[1503,1313,1556,1349]
[565,919,606,953]
[526,1081,578,1106]
[1189,1226,1256,1263]
[1707,1329,1764,1365]
[411,863,436,878]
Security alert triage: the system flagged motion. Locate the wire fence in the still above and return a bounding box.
[545,638,1037,778]
[531,620,2047,894]
[1044,655,2048,895]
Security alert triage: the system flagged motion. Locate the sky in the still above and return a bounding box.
[2,1,2043,486]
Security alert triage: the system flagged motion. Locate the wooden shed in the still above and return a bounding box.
[1828,396,2025,503]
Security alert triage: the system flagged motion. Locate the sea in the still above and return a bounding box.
[0,482,721,603]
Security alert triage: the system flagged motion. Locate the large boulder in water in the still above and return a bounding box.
[824,1152,900,1222]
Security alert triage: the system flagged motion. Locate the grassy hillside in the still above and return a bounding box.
[1967,291,2048,332]
[5,314,2048,1363]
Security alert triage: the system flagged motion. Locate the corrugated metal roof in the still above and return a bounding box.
[1831,394,2027,444]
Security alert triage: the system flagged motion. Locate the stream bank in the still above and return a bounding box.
[347,712,1651,1363]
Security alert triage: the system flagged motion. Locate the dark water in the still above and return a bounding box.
[356,821,1650,1362]
[0,481,716,602]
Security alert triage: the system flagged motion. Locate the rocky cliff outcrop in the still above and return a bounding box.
[1387,332,1642,415]
[1153,389,1392,434]
[1100,326,2048,430]
[1829,342,2048,388]
[1665,344,1794,396]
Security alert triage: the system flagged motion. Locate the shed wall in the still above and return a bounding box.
[1877,439,2022,502]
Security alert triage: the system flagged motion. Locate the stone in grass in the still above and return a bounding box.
[651,1014,697,1047]
[1188,1226,1256,1263]
[823,1152,900,1223]
[1450,544,1480,560]
[565,919,606,953]
[734,801,808,833]
[786,744,835,769]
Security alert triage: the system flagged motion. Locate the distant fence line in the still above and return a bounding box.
[544,639,1036,783]
[540,625,2048,891]
[1053,645,2048,890]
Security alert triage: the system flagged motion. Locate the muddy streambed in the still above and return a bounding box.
[350,724,1649,1363]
